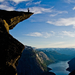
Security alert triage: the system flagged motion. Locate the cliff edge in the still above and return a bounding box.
[17,46,56,75]
[17,46,44,75]
[66,58,75,75]
[0,9,33,75]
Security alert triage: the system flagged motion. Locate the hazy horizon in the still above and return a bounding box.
[32,46,75,49]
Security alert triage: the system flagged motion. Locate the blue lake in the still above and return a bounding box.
[48,61,70,75]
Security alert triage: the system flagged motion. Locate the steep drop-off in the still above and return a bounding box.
[67,58,75,72]
[17,46,44,75]
[35,51,54,65]
[0,9,33,30]
[67,58,75,75]
[0,9,33,75]
[17,46,56,75]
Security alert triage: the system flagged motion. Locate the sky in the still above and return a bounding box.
[1,0,75,48]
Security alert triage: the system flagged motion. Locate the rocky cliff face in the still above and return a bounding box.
[36,51,50,64]
[17,46,56,75]
[67,58,75,75]
[69,71,75,75]
[17,46,44,75]
[67,58,75,72]
[0,9,33,30]
[0,9,33,75]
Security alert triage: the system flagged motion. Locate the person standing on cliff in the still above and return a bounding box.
[28,8,30,12]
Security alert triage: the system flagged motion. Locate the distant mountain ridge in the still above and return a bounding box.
[36,48,75,57]
[36,49,73,62]
[37,48,75,55]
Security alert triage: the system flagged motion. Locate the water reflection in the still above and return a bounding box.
[48,61,70,75]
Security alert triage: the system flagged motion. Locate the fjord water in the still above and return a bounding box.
[48,61,70,75]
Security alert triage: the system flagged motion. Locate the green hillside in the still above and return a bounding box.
[35,49,73,65]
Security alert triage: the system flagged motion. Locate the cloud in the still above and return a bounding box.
[50,11,68,17]
[50,14,58,17]
[26,1,32,6]
[46,42,75,48]
[47,17,75,28]
[26,1,41,6]
[26,32,42,37]
[37,42,65,48]
[56,11,68,14]
[37,43,75,48]
[42,32,52,38]
[34,1,41,4]
[25,31,75,38]
[0,0,4,2]
[73,6,75,10]
[0,1,15,11]
[25,31,55,38]
[17,6,68,15]
[49,42,65,46]
[0,4,15,11]
[55,31,75,38]
[17,7,53,14]
[65,0,75,3]
[29,7,53,14]
[62,31,75,37]
[10,0,31,4]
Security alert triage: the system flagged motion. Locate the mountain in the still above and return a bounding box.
[17,47,73,75]
[36,49,73,62]
[37,48,75,56]
[66,58,75,75]
[35,50,54,65]
[44,51,72,62]
[36,48,75,75]
[0,9,33,75]
[67,58,75,72]
[17,46,55,75]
